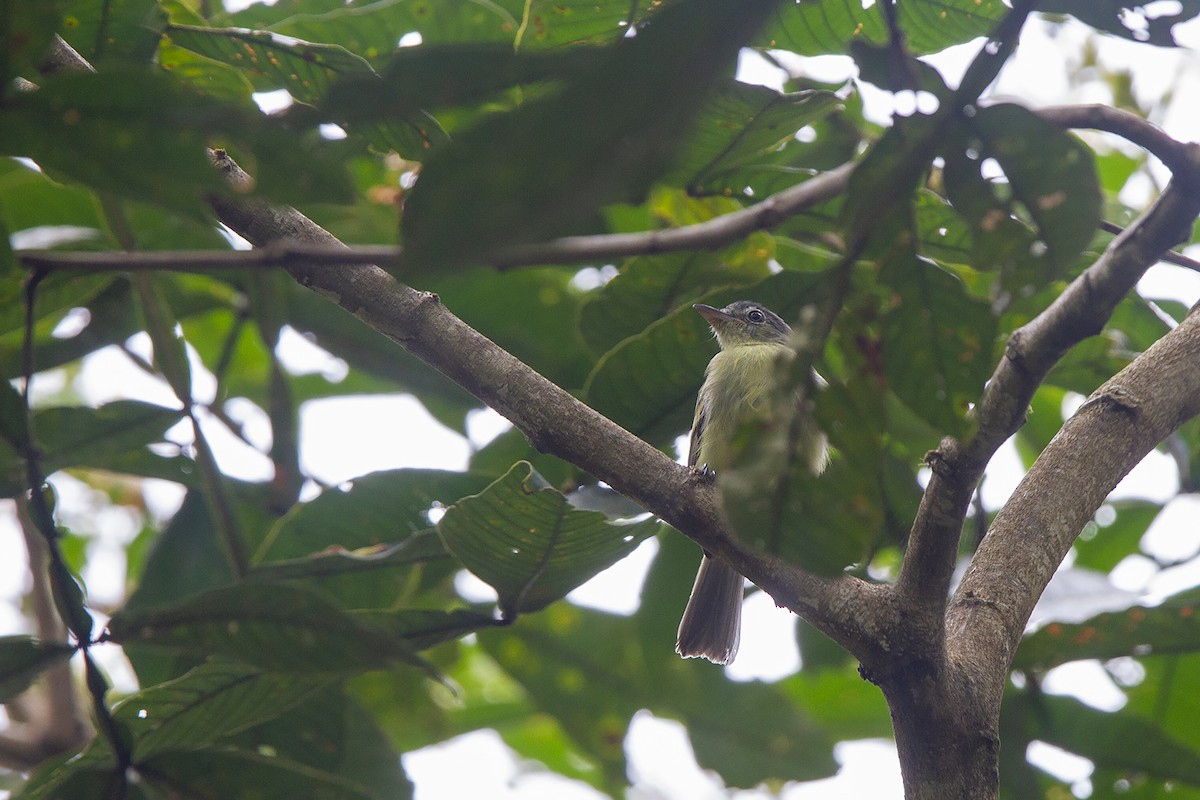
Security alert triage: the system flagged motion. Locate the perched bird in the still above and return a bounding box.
[675,301,827,665]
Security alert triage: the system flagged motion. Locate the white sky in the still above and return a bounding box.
[5,8,1200,800]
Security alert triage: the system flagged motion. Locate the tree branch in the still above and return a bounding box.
[202,149,893,662]
[950,302,1200,686]
[898,165,1200,612]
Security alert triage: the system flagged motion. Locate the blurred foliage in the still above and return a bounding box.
[1,0,1200,797]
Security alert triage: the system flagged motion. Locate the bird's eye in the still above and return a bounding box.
[747,309,766,323]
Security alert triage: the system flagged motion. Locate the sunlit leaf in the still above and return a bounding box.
[437,461,658,616]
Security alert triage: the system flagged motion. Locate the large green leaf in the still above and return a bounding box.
[483,594,838,792]
[577,251,771,357]
[879,260,997,435]
[1014,591,1200,672]
[0,70,352,216]
[256,468,493,561]
[0,0,61,88]
[0,400,184,497]
[399,0,784,270]
[18,662,411,800]
[437,462,658,616]
[0,636,74,703]
[108,582,435,674]
[166,23,445,158]
[239,0,657,53]
[663,81,841,190]
[1007,690,1200,788]
[59,0,167,66]
[761,0,1007,57]
[949,103,1101,276]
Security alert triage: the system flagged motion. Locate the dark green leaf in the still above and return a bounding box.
[0,400,184,497]
[251,0,655,53]
[115,659,332,758]
[109,582,435,675]
[0,0,61,87]
[437,461,658,616]
[1009,690,1200,786]
[1072,499,1162,573]
[578,251,770,357]
[0,70,352,216]
[880,260,996,435]
[256,468,493,561]
[400,0,784,270]
[0,636,74,703]
[959,103,1101,273]
[723,449,878,575]
[663,81,841,190]
[59,0,167,65]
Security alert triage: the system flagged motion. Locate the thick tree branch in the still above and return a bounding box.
[949,302,1200,688]
[898,171,1200,612]
[202,150,893,662]
[1037,103,1195,173]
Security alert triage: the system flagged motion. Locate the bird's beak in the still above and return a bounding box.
[693,303,735,329]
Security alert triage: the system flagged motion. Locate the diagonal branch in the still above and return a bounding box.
[202,150,894,662]
[897,165,1200,611]
[950,303,1200,678]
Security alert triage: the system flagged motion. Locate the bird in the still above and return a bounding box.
[675,300,827,665]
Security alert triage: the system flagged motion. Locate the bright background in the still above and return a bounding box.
[4,8,1200,799]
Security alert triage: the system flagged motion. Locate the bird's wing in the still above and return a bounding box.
[687,394,706,469]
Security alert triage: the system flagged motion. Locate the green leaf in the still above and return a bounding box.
[956,103,1101,273]
[663,81,841,190]
[256,468,493,561]
[1072,499,1162,573]
[577,251,771,357]
[138,701,412,800]
[21,665,410,800]
[482,600,838,791]
[0,636,74,703]
[0,0,61,88]
[108,582,435,675]
[761,0,1007,57]
[247,0,654,53]
[722,449,878,576]
[1009,690,1200,787]
[167,23,446,159]
[1014,593,1200,672]
[0,70,352,216]
[399,0,784,270]
[879,260,996,435]
[0,400,184,497]
[165,24,374,103]
[115,660,332,758]
[59,0,167,65]
[437,461,658,616]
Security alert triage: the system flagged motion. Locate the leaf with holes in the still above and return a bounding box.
[437,462,658,616]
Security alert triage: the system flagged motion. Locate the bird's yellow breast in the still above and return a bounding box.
[694,342,790,471]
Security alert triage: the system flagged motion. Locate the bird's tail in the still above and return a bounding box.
[675,555,743,665]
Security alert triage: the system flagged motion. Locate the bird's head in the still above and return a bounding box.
[694,301,790,349]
